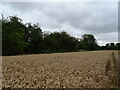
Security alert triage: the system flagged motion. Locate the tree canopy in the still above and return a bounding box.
[2,16,26,55]
[1,15,119,56]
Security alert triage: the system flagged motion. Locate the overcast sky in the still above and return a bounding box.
[0,2,118,46]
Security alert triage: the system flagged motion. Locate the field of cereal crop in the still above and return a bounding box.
[2,51,119,88]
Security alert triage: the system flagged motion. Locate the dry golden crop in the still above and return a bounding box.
[2,51,119,88]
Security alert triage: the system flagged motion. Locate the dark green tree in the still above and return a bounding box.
[106,43,110,50]
[3,15,120,56]
[110,43,116,50]
[25,23,44,54]
[2,15,26,55]
[79,34,98,50]
[43,31,79,53]
[116,43,120,50]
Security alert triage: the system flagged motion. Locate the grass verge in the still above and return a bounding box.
[105,52,119,87]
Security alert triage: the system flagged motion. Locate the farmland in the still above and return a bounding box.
[2,51,119,88]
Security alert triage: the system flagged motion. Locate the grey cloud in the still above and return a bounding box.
[1,2,38,12]
[96,32,118,45]
[42,3,117,34]
[0,2,118,45]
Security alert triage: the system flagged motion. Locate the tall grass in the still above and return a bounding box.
[105,52,119,87]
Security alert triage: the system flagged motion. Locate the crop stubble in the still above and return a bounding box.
[2,51,117,88]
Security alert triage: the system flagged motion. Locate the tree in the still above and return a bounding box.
[2,15,26,55]
[116,43,120,50]
[44,31,79,53]
[79,34,98,50]
[105,43,118,50]
[3,15,120,56]
[110,43,115,50]
[59,31,78,52]
[106,43,110,50]
[24,23,43,54]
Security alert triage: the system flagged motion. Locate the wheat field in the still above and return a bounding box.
[2,51,119,88]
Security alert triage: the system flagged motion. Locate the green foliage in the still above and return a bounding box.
[79,34,98,50]
[24,23,43,54]
[1,15,120,56]
[2,16,26,55]
[103,43,120,50]
[44,31,78,53]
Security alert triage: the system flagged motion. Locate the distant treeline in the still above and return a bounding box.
[1,15,120,56]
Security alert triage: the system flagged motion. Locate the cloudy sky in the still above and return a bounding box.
[0,2,118,46]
